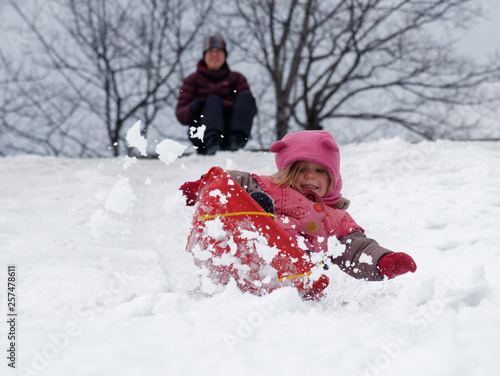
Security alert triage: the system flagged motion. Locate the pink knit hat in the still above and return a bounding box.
[269,130,342,198]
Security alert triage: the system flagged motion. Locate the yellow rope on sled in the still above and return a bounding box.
[278,261,325,282]
[278,270,313,282]
[200,211,276,221]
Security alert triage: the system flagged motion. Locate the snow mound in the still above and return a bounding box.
[1,138,499,376]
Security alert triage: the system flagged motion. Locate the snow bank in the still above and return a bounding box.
[0,139,499,376]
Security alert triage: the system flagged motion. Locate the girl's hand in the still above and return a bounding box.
[179,179,202,206]
[377,252,417,279]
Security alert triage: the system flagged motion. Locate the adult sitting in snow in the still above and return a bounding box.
[180,130,417,281]
[175,34,257,155]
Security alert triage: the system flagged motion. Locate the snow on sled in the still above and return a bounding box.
[185,166,329,300]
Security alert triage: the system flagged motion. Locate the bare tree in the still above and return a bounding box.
[1,47,104,156]
[231,0,500,141]
[4,0,214,156]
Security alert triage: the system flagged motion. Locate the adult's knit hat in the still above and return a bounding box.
[203,34,227,56]
[270,130,342,197]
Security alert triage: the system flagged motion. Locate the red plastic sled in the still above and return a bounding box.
[185,167,329,300]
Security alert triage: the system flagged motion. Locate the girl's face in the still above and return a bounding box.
[293,162,330,198]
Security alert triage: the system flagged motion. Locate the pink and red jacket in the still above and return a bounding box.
[228,171,391,281]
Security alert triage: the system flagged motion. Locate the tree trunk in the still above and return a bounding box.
[305,109,323,131]
[276,100,289,140]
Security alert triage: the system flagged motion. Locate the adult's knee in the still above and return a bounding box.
[235,92,256,108]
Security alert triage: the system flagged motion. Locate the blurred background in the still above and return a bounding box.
[1,0,499,157]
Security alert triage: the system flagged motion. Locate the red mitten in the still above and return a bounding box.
[179,179,202,206]
[377,252,417,279]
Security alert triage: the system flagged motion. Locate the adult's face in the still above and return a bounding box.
[204,48,226,71]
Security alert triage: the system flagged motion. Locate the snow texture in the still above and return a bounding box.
[1,138,500,376]
[156,139,187,165]
[126,120,148,156]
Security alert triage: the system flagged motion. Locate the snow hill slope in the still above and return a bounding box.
[1,138,499,376]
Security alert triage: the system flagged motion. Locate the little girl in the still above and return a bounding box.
[181,130,416,281]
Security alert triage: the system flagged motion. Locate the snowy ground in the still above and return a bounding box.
[1,138,499,376]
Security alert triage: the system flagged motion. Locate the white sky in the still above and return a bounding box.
[458,1,500,60]
[2,1,499,61]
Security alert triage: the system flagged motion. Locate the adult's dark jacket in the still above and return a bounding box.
[175,60,254,125]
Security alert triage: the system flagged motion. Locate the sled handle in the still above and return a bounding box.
[200,211,276,221]
[278,260,326,281]
[278,270,313,282]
